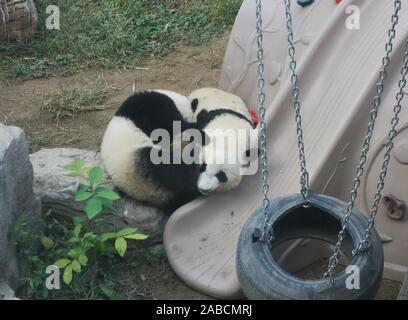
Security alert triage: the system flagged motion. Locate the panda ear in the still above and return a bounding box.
[191,98,199,113]
[196,109,209,127]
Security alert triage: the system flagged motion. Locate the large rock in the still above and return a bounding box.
[30,148,168,244]
[399,273,408,300]
[0,124,42,288]
[0,283,19,300]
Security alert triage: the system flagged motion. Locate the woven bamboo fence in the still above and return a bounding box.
[0,0,37,42]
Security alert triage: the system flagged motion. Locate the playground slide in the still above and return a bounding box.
[164,0,408,298]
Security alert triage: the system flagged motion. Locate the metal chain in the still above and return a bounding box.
[324,0,402,281]
[254,0,273,243]
[353,38,408,255]
[254,0,312,244]
[256,0,406,280]
[284,0,310,204]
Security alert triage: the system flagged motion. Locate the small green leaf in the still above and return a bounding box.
[68,248,81,258]
[63,264,73,285]
[116,227,138,237]
[115,237,127,257]
[88,166,104,186]
[83,232,96,240]
[73,216,88,225]
[98,232,117,242]
[100,197,114,209]
[64,160,85,172]
[41,236,54,250]
[96,189,120,200]
[77,183,89,192]
[124,233,149,240]
[75,191,93,202]
[85,198,103,219]
[73,224,82,238]
[67,172,85,177]
[98,179,113,186]
[78,254,88,266]
[71,259,81,273]
[73,159,85,170]
[68,236,79,244]
[54,258,71,269]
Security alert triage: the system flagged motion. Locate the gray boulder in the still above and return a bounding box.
[0,124,42,289]
[399,273,408,300]
[30,148,168,244]
[0,283,20,300]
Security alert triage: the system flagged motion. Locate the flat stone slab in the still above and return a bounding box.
[30,148,168,244]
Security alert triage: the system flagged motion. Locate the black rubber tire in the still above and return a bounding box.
[236,193,384,300]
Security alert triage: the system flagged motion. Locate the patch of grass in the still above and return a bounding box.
[40,78,120,123]
[0,0,242,80]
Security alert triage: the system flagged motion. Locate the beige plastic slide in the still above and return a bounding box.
[164,0,408,298]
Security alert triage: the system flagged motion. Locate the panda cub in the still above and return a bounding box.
[188,88,258,195]
[101,90,204,209]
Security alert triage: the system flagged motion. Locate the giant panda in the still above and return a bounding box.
[101,90,204,209]
[188,88,259,195]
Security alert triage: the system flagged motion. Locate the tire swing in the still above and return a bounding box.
[236,0,408,300]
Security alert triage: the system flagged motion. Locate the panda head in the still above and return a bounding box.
[196,131,259,195]
[187,88,259,195]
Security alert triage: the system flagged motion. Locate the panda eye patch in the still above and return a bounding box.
[200,163,207,173]
[216,171,228,183]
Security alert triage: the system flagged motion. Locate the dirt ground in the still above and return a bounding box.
[0,31,402,300]
[0,31,230,153]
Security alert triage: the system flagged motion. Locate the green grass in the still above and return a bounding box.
[0,0,242,80]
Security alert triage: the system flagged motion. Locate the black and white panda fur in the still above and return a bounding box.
[101,90,203,209]
[188,88,258,195]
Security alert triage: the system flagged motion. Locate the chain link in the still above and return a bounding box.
[324,0,402,281]
[284,0,310,204]
[353,38,408,255]
[254,0,273,243]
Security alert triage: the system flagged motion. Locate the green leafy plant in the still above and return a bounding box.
[50,160,149,285]
[64,160,119,219]
[12,159,148,298]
